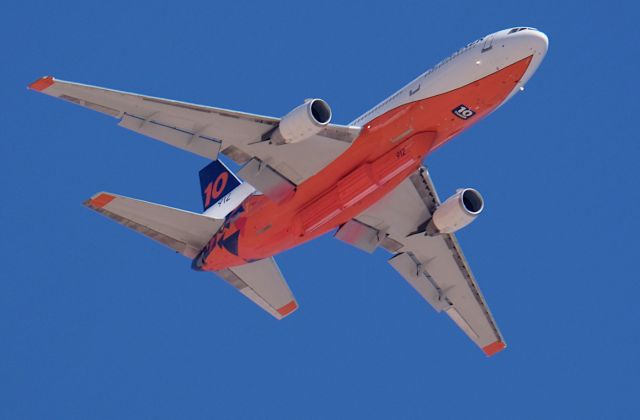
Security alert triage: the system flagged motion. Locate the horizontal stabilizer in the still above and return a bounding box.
[84,192,223,258]
[216,258,298,320]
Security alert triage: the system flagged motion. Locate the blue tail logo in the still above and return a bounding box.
[199,160,241,211]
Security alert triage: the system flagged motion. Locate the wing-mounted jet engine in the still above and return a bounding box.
[427,188,484,235]
[270,99,332,145]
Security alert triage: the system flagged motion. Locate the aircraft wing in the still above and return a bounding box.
[352,167,506,356]
[216,258,298,320]
[29,76,360,185]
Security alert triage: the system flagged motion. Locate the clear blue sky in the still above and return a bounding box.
[2,1,639,418]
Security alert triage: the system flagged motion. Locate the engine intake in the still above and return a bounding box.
[428,188,484,234]
[272,99,332,145]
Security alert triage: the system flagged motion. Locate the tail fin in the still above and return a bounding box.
[199,160,255,218]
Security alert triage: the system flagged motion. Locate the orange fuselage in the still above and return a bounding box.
[198,56,532,271]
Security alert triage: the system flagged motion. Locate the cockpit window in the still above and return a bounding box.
[509,27,537,34]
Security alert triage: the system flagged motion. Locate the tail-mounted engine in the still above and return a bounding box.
[427,188,484,235]
[270,99,332,145]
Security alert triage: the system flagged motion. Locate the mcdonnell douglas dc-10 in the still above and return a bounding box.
[30,27,548,356]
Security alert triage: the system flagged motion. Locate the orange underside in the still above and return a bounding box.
[200,56,532,271]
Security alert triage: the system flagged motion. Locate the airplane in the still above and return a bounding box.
[29,27,548,356]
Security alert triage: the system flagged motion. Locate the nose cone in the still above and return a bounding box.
[489,27,549,97]
[530,29,549,53]
[511,28,548,86]
[515,28,549,57]
[492,27,549,59]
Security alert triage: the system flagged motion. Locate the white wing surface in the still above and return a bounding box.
[216,258,298,320]
[84,192,224,259]
[29,76,360,185]
[351,167,506,356]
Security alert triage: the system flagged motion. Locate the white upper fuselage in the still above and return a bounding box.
[351,27,549,126]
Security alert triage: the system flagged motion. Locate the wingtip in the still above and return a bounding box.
[28,75,55,92]
[85,193,116,209]
[482,340,507,357]
[276,300,298,317]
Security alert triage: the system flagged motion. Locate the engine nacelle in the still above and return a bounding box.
[428,188,484,234]
[272,99,332,145]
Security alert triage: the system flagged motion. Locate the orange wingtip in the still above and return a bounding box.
[88,193,116,209]
[483,341,507,357]
[28,76,55,92]
[277,300,298,317]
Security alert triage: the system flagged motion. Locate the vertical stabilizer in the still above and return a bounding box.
[199,160,255,219]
